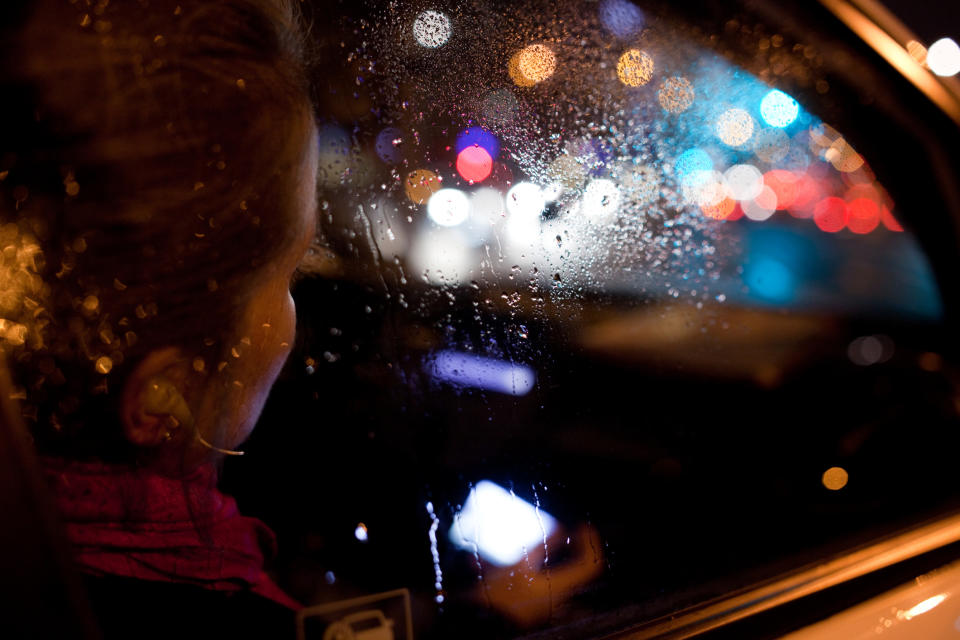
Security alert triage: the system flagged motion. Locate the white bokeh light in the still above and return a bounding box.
[448,480,557,566]
[581,179,622,221]
[716,108,755,147]
[681,169,723,205]
[928,38,960,76]
[722,164,764,201]
[413,10,452,48]
[462,187,505,245]
[409,228,474,285]
[743,184,777,221]
[506,182,545,218]
[427,188,470,227]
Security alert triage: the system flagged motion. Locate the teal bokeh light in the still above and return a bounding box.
[760,89,799,128]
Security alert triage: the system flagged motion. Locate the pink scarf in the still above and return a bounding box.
[41,458,300,610]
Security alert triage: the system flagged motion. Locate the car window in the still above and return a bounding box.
[224,1,960,637]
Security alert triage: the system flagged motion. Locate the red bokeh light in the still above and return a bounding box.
[813,197,848,233]
[846,198,880,234]
[787,174,822,218]
[881,207,904,232]
[726,203,744,221]
[456,146,493,183]
[763,170,799,210]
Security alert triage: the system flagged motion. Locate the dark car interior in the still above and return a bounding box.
[4,0,960,638]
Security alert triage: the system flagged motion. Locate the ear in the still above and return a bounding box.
[120,347,189,448]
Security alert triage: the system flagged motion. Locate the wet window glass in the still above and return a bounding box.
[224,0,958,637]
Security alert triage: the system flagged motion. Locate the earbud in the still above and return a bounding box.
[142,377,244,456]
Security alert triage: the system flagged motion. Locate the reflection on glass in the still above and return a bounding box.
[449,480,557,566]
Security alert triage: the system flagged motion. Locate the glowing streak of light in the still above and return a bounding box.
[616,49,654,86]
[426,502,445,604]
[902,594,947,620]
[428,351,536,396]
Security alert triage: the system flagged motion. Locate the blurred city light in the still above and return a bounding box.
[511,44,556,86]
[428,350,536,396]
[448,480,557,566]
[822,467,849,491]
[657,76,695,113]
[674,148,712,179]
[723,164,763,201]
[598,0,645,39]
[355,523,369,542]
[413,10,451,48]
[506,182,546,217]
[927,38,960,76]
[405,168,442,204]
[716,108,755,147]
[427,188,470,226]
[759,89,799,128]
[582,179,622,221]
[456,146,493,183]
[374,127,404,164]
[616,49,654,86]
[902,595,947,620]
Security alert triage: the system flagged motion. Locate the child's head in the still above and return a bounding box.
[0,0,317,466]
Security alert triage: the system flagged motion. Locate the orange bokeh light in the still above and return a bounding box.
[701,196,736,220]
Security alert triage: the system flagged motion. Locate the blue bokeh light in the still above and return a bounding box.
[674,148,712,179]
[744,257,795,303]
[374,127,404,164]
[598,0,645,39]
[760,90,800,128]
[455,127,499,160]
